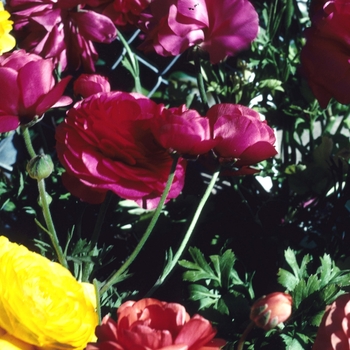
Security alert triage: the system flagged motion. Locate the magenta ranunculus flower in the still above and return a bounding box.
[151,105,219,156]
[91,0,152,26]
[87,298,226,350]
[6,0,117,72]
[313,294,350,350]
[73,74,111,98]
[300,0,350,108]
[0,50,72,133]
[206,104,277,174]
[137,0,259,63]
[55,91,186,209]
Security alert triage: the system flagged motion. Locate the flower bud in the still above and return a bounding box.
[250,292,292,330]
[26,154,54,180]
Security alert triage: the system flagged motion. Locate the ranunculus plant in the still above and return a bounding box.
[250,292,293,330]
[6,0,117,72]
[55,91,187,209]
[0,236,98,349]
[0,49,72,133]
[73,73,111,98]
[206,104,277,174]
[137,0,259,63]
[87,298,226,350]
[313,293,350,350]
[150,105,218,156]
[301,0,350,108]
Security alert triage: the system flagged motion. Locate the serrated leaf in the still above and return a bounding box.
[179,247,220,283]
[218,250,237,289]
[292,279,307,308]
[318,254,335,286]
[188,284,220,310]
[310,310,326,327]
[278,268,299,291]
[305,274,320,295]
[284,248,300,277]
[281,332,311,350]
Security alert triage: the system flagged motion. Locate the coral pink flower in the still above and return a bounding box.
[73,73,111,98]
[55,91,186,209]
[0,50,72,133]
[137,0,259,64]
[313,293,350,350]
[6,0,117,72]
[206,104,277,174]
[300,0,350,108]
[87,298,226,350]
[250,292,293,331]
[151,105,218,156]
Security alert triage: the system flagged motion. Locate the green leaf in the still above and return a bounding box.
[179,247,220,284]
[188,284,220,310]
[277,268,299,291]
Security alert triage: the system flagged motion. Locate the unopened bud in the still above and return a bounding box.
[250,292,292,330]
[26,154,54,180]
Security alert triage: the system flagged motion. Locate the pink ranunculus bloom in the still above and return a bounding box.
[137,0,259,64]
[55,91,186,209]
[0,49,72,133]
[151,105,219,156]
[91,0,152,26]
[313,293,350,350]
[87,298,226,350]
[300,0,350,108]
[206,104,277,175]
[250,292,293,331]
[6,0,117,72]
[73,73,111,98]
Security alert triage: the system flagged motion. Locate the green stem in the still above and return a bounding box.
[37,179,68,268]
[194,47,209,113]
[21,125,67,268]
[236,321,255,350]
[145,167,221,297]
[99,155,180,295]
[21,127,36,159]
[118,31,142,94]
[93,279,102,325]
[90,191,113,248]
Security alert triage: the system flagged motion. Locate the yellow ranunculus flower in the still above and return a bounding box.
[0,329,35,350]
[0,2,16,54]
[0,236,98,349]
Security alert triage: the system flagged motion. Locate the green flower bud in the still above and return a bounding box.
[26,154,54,180]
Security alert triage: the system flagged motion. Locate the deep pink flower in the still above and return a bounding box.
[151,105,218,156]
[73,74,111,98]
[206,104,277,174]
[250,292,293,331]
[6,0,117,72]
[87,298,226,350]
[313,294,350,350]
[91,0,152,26]
[0,49,72,133]
[300,0,350,108]
[137,0,259,63]
[55,91,186,209]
